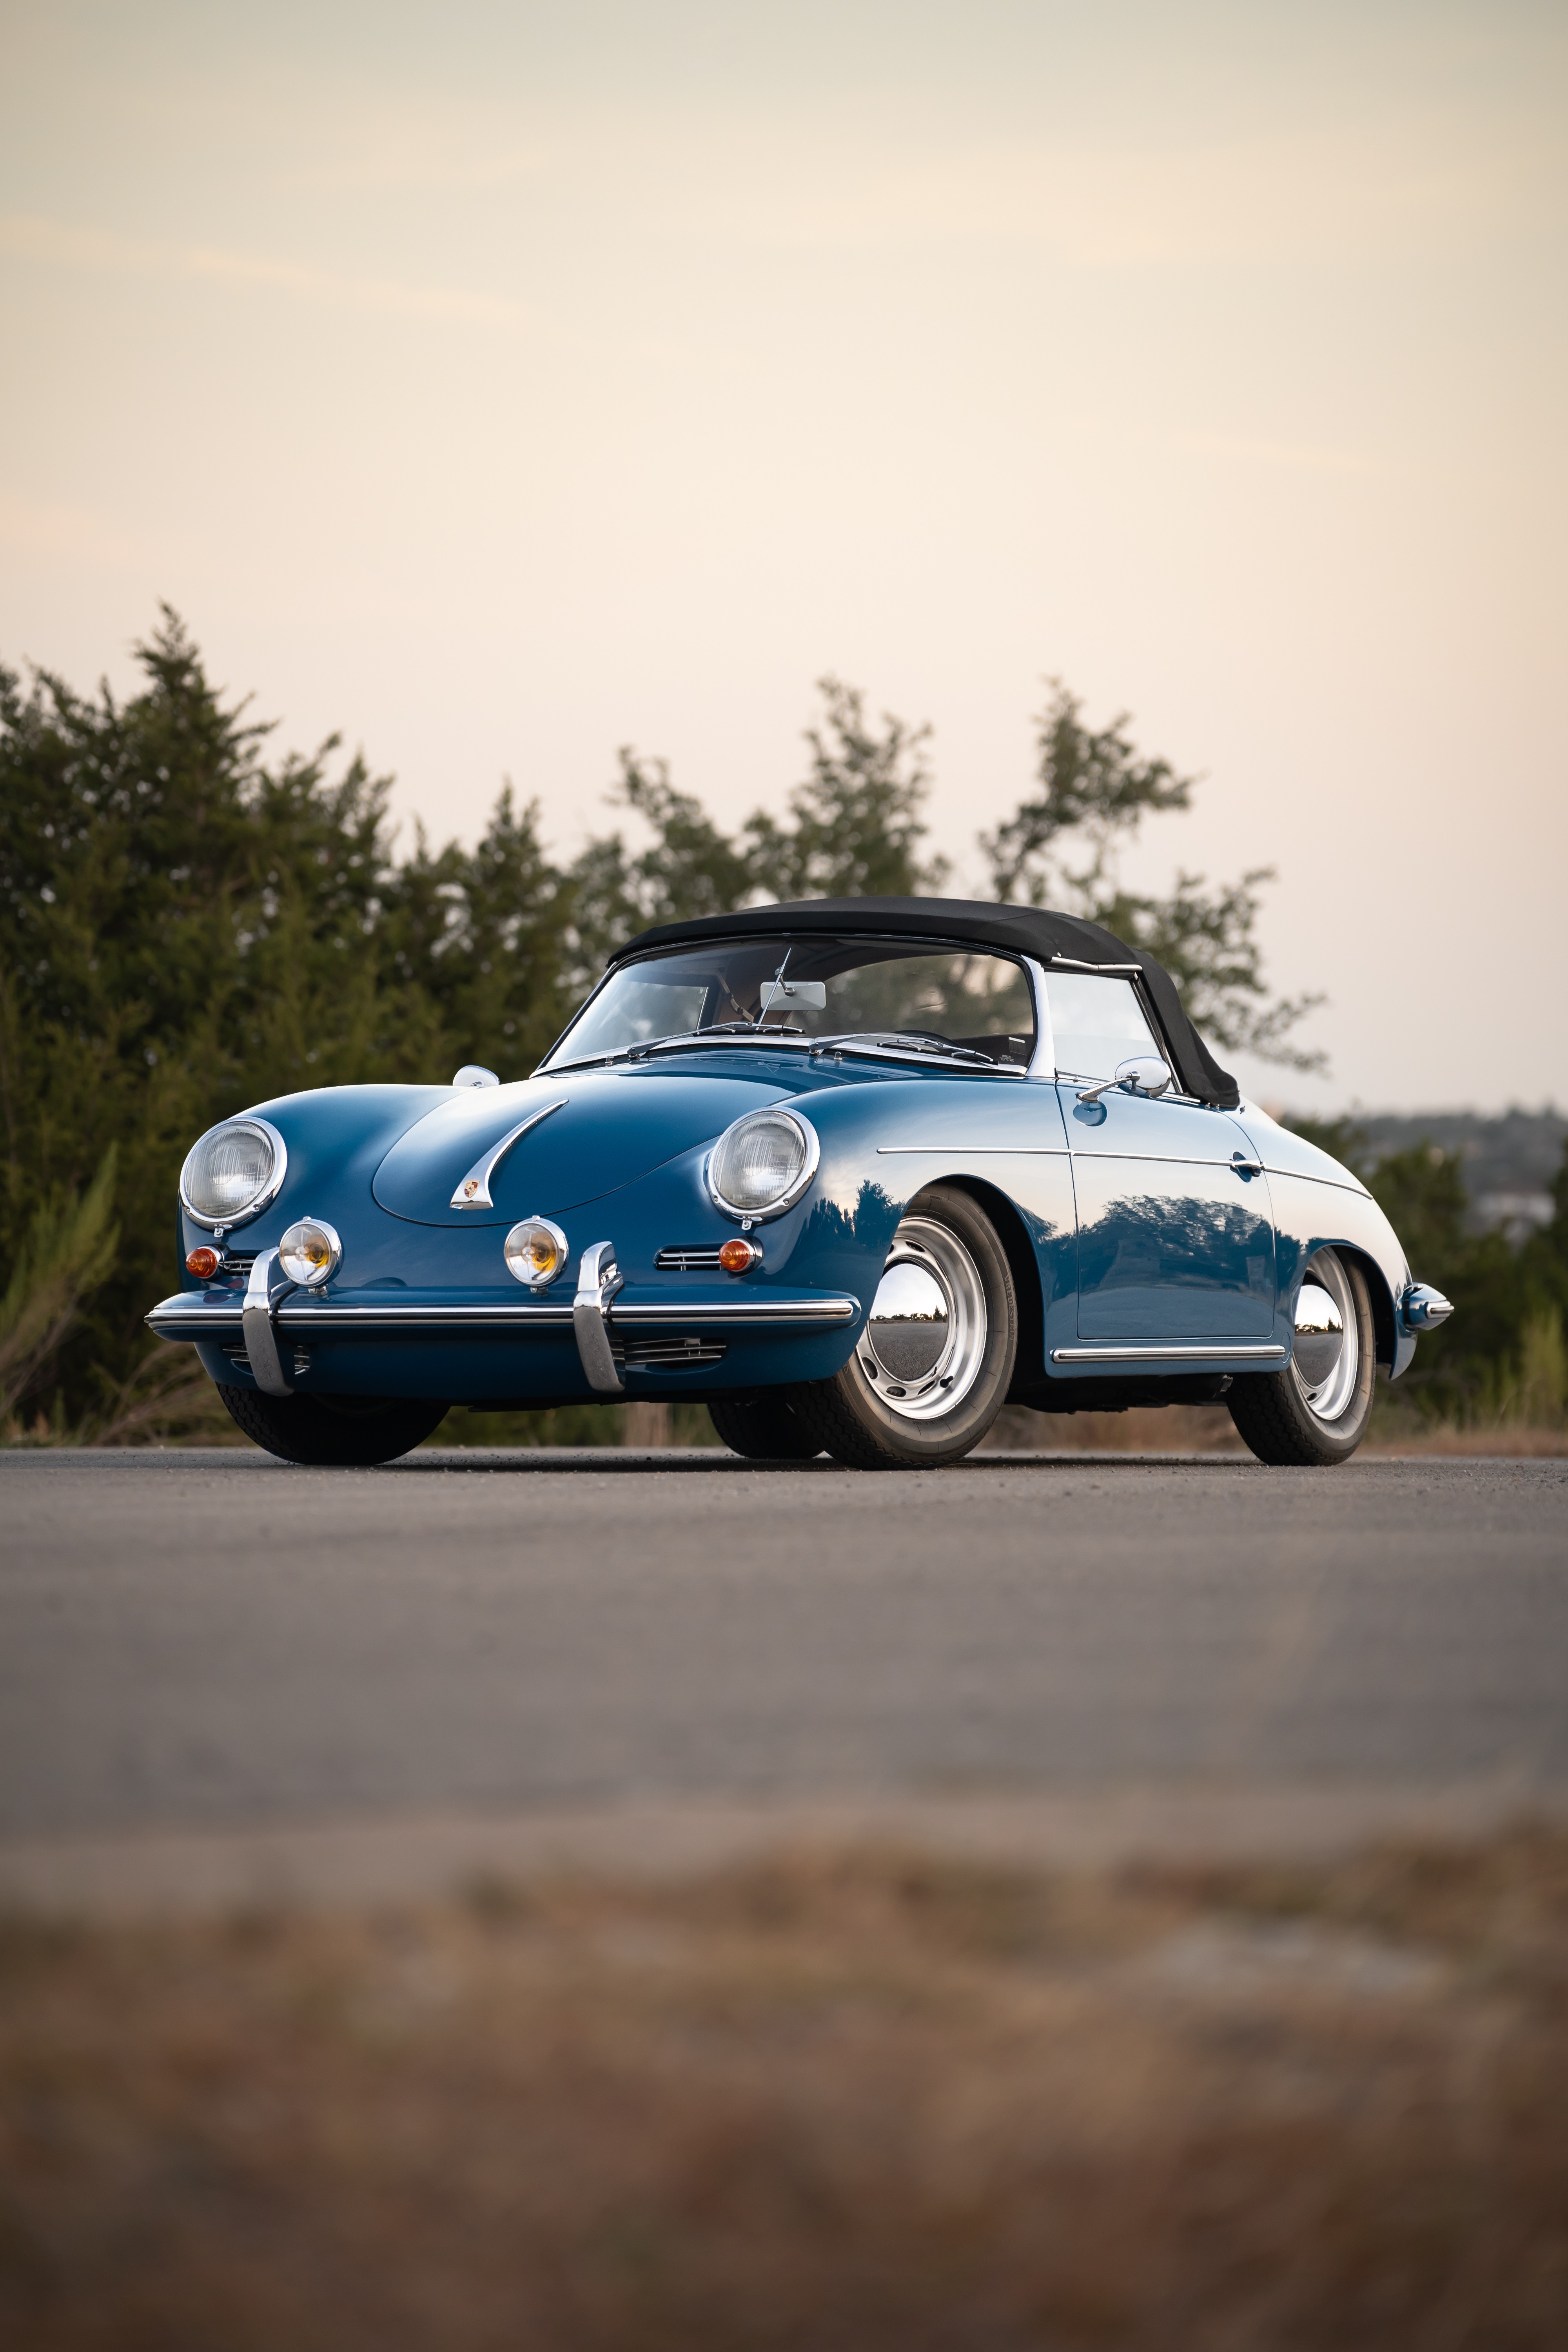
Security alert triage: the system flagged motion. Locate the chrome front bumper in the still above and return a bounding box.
[147,1255,860,1401]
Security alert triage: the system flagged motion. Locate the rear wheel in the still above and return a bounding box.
[784,1186,1017,1469]
[216,1385,449,1465]
[1227,1248,1375,1466]
[707,1396,824,1459]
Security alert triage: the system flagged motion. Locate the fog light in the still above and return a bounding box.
[186,1245,220,1279]
[505,1216,568,1287]
[718,1236,762,1274]
[277,1218,343,1287]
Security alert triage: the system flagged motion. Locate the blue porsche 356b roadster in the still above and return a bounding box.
[148,897,1452,1468]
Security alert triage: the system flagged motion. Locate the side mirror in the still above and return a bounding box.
[1117,1054,1172,1098]
[1076,1054,1173,1105]
[452,1064,500,1089]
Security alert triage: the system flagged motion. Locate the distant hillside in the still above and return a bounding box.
[1283,1107,1566,1239]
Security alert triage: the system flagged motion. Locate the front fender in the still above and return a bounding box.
[1232,1105,1417,1376]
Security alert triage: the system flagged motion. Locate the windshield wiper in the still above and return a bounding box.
[542,1025,807,1074]
[543,1027,1000,1076]
[697,1019,805,1037]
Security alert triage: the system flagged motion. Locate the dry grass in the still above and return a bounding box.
[3,1828,1566,2348]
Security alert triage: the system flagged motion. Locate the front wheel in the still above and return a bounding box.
[782,1186,1017,1468]
[1227,1248,1375,1466]
[216,1385,449,1465]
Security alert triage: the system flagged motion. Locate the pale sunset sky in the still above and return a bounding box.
[2,0,1563,1110]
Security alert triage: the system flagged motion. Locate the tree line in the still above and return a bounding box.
[1,610,1562,1436]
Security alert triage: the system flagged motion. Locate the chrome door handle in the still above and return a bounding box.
[1230,1151,1264,1177]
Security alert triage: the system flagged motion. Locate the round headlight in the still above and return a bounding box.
[179,1118,287,1230]
[505,1216,569,1287]
[278,1218,342,1288]
[707,1109,818,1221]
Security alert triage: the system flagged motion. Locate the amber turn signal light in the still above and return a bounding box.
[718,1237,762,1274]
[186,1246,220,1279]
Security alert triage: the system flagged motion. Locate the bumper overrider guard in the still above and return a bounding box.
[147,1238,860,1400]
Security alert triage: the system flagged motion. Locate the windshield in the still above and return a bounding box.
[541,936,1038,1070]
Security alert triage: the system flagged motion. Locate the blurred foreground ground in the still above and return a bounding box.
[3,1828,1565,2350]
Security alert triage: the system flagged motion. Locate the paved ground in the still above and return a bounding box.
[2,1449,1564,1904]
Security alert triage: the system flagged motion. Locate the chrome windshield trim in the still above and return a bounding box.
[449,1097,568,1209]
[1051,1343,1287,1363]
[1022,957,1055,1078]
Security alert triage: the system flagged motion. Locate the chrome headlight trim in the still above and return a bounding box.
[178,1116,289,1232]
[277,1216,343,1289]
[705,1107,820,1223]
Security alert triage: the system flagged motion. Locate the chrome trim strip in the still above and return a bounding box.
[1048,955,1144,974]
[450,1097,568,1209]
[1067,1150,1262,1171]
[240,1248,296,1396]
[613,1299,857,1325]
[573,1240,626,1394]
[1259,1165,1373,1198]
[147,1295,860,1337]
[1051,1343,1287,1363]
[878,1145,1069,1156]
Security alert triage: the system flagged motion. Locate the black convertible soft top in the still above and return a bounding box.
[613,896,1241,1111]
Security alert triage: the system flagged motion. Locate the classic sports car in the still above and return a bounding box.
[149,897,1452,1468]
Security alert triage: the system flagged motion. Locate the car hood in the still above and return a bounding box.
[370,1067,791,1227]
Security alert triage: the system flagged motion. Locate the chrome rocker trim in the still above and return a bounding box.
[1051,1342,1288,1364]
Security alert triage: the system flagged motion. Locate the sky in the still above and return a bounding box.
[2,0,1564,1113]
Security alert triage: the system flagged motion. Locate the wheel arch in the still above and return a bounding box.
[906,1173,1044,1397]
[1334,1243,1398,1372]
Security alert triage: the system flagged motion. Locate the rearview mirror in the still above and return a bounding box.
[769,981,827,1011]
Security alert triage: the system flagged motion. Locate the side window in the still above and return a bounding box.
[1045,973,1159,1080]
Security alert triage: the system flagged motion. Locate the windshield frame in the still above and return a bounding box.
[535,932,1046,1079]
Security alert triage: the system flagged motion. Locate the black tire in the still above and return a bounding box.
[216,1384,449,1466]
[1227,1250,1376,1466]
[783,1185,1017,1469]
[707,1396,824,1459]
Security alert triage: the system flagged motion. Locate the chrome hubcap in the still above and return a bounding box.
[860,1214,988,1421]
[1290,1247,1359,1425]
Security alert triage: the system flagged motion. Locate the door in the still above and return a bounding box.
[1045,972,1276,1341]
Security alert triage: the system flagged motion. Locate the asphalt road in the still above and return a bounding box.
[3,1449,1565,1886]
